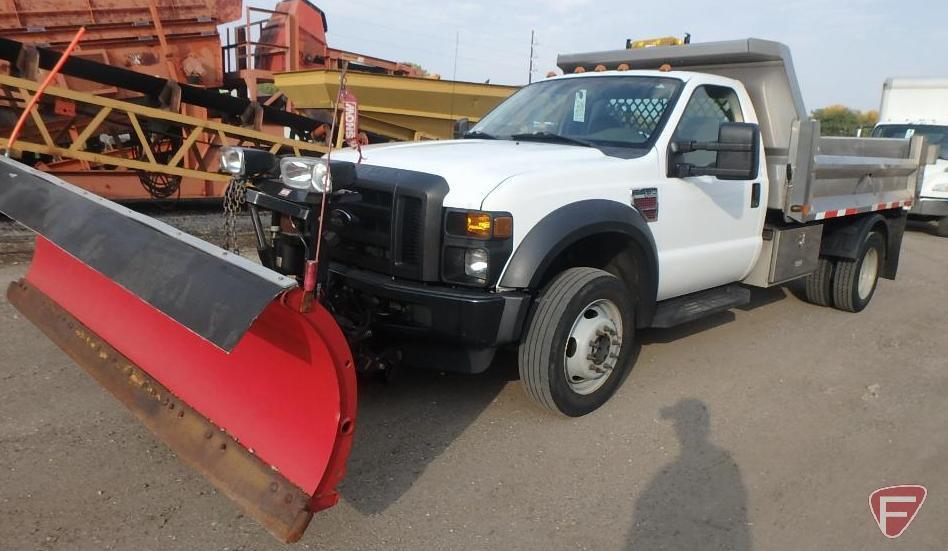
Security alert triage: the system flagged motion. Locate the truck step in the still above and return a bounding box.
[649,284,751,329]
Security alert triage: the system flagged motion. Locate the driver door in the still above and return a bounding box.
[651,84,762,299]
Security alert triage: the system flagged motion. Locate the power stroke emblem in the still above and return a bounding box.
[631,187,659,222]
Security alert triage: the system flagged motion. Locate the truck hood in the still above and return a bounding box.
[331,139,615,208]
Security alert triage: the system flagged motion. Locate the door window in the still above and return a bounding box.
[672,85,744,168]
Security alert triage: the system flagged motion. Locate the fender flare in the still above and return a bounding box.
[499,199,659,326]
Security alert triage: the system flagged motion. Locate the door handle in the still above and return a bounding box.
[750,182,761,208]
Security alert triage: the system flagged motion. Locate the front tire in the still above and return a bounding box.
[832,231,884,312]
[518,267,636,417]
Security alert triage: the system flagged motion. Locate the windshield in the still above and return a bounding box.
[469,76,683,149]
[872,124,948,160]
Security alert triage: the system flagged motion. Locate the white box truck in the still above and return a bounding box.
[872,78,948,236]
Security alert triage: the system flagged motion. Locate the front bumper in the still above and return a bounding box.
[329,264,531,370]
[910,197,948,217]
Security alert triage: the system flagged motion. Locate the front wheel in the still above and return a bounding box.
[518,267,636,417]
[832,231,884,312]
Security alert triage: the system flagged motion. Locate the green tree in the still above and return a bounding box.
[402,62,429,77]
[811,105,879,136]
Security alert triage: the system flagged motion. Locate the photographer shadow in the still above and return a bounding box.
[627,399,752,551]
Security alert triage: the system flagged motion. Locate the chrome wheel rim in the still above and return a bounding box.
[858,247,880,300]
[564,299,623,395]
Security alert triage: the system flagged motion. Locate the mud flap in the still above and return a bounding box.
[0,158,357,542]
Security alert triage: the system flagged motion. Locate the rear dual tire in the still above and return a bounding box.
[518,268,636,417]
[802,231,884,312]
[804,257,835,307]
[832,232,884,312]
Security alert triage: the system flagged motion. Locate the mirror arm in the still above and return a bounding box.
[674,164,756,179]
[672,141,754,154]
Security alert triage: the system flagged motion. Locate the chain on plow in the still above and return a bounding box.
[222,177,247,254]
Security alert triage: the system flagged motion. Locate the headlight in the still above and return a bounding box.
[932,182,948,193]
[219,146,276,177]
[464,248,489,280]
[219,146,245,175]
[441,210,513,286]
[280,157,330,192]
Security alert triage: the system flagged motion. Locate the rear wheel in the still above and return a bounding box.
[803,256,835,306]
[832,232,884,312]
[518,267,636,417]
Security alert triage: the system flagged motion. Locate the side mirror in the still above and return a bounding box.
[668,122,760,180]
[453,118,471,139]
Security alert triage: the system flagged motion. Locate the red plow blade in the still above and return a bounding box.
[1,159,356,542]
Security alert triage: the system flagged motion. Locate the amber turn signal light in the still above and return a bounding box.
[466,212,492,238]
[446,211,513,239]
[492,216,513,238]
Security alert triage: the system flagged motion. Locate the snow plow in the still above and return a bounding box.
[0,156,356,542]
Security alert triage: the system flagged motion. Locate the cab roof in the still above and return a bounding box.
[556,38,806,151]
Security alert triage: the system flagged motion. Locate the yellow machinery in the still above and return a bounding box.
[275,70,519,141]
[0,74,326,200]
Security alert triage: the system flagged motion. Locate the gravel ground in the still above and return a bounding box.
[0,222,946,551]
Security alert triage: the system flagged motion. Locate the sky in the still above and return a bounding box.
[231,0,948,112]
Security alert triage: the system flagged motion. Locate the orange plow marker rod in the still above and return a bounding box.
[5,27,86,156]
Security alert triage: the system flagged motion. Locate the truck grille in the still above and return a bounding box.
[396,196,423,266]
[332,187,395,275]
[328,165,448,282]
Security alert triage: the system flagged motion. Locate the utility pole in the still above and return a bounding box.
[528,30,536,83]
[452,31,460,81]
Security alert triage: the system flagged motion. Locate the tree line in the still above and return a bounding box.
[811,105,879,136]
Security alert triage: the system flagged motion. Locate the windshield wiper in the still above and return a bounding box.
[463,130,497,140]
[510,131,596,148]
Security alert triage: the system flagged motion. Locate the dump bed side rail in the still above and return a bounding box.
[780,120,926,223]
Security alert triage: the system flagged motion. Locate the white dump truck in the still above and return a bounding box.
[236,38,926,416]
[871,78,948,235]
[0,38,929,541]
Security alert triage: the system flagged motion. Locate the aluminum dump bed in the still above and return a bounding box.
[558,38,927,223]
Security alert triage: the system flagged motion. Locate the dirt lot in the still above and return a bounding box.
[0,223,946,551]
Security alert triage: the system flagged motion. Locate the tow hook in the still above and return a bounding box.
[355,347,403,383]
